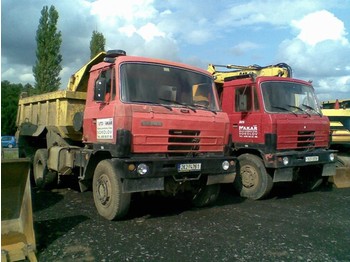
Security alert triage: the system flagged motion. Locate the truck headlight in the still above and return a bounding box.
[329,153,335,162]
[137,163,149,175]
[222,160,230,171]
[282,157,289,166]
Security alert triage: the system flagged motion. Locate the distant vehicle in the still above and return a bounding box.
[1,136,16,148]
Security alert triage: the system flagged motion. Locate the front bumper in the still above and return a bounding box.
[263,149,337,182]
[111,155,236,193]
[117,155,236,178]
[263,149,337,169]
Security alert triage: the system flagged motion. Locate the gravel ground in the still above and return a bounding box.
[32,184,350,262]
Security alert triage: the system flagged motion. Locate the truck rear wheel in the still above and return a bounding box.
[33,149,57,189]
[191,184,220,207]
[93,160,131,220]
[234,154,273,200]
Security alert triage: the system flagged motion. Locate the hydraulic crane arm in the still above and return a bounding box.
[208,63,292,84]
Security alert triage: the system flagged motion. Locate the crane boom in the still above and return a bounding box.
[208,63,292,84]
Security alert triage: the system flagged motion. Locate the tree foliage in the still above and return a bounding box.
[90,30,106,59]
[1,81,34,135]
[33,5,62,94]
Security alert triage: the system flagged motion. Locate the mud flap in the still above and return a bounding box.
[322,163,336,177]
[207,173,236,185]
[122,177,164,193]
[273,168,293,182]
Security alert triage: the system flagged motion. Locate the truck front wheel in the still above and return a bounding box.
[93,160,131,220]
[234,154,273,200]
[33,149,57,189]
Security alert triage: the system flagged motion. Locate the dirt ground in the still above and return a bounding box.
[32,183,350,262]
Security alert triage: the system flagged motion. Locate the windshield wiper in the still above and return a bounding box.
[271,106,297,116]
[158,98,197,113]
[287,104,310,117]
[131,100,173,111]
[302,104,322,117]
[192,103,217,114]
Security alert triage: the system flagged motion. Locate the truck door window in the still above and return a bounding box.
[235,85,252,112]
[253,87,260,111]
[111,68,116,100]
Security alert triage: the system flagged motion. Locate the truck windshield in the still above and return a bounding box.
[120,63,219,111]
[261,81,322,115]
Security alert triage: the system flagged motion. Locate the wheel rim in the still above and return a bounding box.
[96,174,111,207]
[35,159,44,180]
[241,165,259,188]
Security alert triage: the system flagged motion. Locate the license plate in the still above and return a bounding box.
[177,163,201,173]
[305,156,319,162]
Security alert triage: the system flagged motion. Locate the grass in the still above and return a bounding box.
[1,148,19,159]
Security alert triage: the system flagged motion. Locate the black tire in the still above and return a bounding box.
[93,160,131,220]
[191,184,220,207]
[234,154,273,200]
[33,149,57,189]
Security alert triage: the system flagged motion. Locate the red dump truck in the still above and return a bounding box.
[208,63,336,199]
[15,50,236,220]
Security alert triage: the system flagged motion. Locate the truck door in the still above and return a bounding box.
[83,67,116,143]
[230,85,265,145]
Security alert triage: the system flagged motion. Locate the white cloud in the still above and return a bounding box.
[292,10,349,46]
[316,76,350,100]
[137,23,165,42]
[19,73,35,83]
[217,0,326,27]
[2,66,34,85]
[231,41,260,56]
[2,68,16,81]
[118,22,167,43]
[85,0,177,58]
[187,29,212,45]
[276,10,350,100]
[118,25,137,37]
[1,0,349,103]
[89,0,157,23]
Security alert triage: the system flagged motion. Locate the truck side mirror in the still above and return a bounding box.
[239,94,248,111]
[94,78,106,102]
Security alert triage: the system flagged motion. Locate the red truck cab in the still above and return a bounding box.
[83,54,229,154]
[220,75,336,199]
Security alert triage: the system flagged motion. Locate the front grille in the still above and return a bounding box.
[297,131,315,148]
[168,130,200,152]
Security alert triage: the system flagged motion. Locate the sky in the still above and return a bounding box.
[1,0,350,101]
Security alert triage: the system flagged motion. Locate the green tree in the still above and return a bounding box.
[90,30,106,59]
[1,81,23,135]
[33,5,62,93]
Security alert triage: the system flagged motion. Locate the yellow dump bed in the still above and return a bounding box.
[16,90,86,141]
[16,52,108,141]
